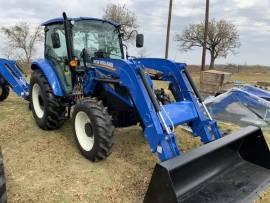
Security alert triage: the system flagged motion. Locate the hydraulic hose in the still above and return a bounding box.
[139,68,161,112]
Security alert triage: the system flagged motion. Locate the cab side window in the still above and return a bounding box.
[45,25,67,60]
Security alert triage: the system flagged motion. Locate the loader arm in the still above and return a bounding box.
[88,58,221,161]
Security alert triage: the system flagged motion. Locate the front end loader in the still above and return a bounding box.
[1,12,270,202]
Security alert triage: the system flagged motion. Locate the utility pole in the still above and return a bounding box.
[165,0,173,59]
[201,0,210,71]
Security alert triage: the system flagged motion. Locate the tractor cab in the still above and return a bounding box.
[42,17,125,94]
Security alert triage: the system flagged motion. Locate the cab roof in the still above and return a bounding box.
[42,17,120,27]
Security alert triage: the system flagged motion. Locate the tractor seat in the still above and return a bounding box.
[161,101,198,127]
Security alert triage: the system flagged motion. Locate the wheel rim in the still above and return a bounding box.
[32,83,44,119]
[75,111,94,151]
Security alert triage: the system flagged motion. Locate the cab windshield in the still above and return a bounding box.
[72,20,123,61]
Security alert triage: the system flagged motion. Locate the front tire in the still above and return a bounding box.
[72,98,114,162]
[0,83,9,102]
[30,70,66,130]
[0,148,7,203]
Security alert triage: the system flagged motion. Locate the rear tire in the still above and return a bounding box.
[0,84,9,102]
[0,148,7,203]
[30,70,66,130]
[72,98,114,162]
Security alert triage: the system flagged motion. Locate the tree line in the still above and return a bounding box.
[0,3,240,70]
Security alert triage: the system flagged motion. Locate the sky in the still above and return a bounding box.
[0,0,270,66]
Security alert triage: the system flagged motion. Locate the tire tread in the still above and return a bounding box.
[0,84,9,102]
[73,98,115,162]
[30,70,66,130]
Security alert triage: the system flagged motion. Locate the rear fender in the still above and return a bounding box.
[31,59,64,96]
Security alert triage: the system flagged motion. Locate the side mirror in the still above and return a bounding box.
[136,34,144,48]
[51,31,61,49]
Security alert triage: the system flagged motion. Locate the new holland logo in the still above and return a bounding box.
[93,60,115,71]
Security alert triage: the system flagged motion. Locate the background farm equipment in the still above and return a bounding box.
[205,85,270,127]
[0,12,270,202]
[0,59,29,102]
[200,69,233,97]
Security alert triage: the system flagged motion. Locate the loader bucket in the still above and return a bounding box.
[144,126,270,203]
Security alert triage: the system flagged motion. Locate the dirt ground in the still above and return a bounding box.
[1,70,270,202]
[0,93,203,202]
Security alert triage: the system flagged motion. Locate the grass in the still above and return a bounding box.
[1,68,270,202]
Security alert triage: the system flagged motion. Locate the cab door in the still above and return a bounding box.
[44,24,73,94]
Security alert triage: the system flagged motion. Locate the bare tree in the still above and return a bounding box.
[1,45,16,60]
[1,22,43,67]
[175,19,241,69]
[103,3,138,41]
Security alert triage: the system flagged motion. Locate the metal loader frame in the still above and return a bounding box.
[0,59,29,100]
[86,58,221,161]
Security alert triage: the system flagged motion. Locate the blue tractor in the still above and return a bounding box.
[31,13,223,161]
[1,12,270,202]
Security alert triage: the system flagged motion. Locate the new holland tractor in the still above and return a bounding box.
[1,12,270,202]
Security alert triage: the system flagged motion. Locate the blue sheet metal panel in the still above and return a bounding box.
[242,85,270,100]
[83,68,97,96]
[234,90,270,111]
[161,101,198,127]
[102,83,134,107]
[0,59,29,99]
[31,59,64,96]
[206,88,270,127]
[209,89,270,115]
